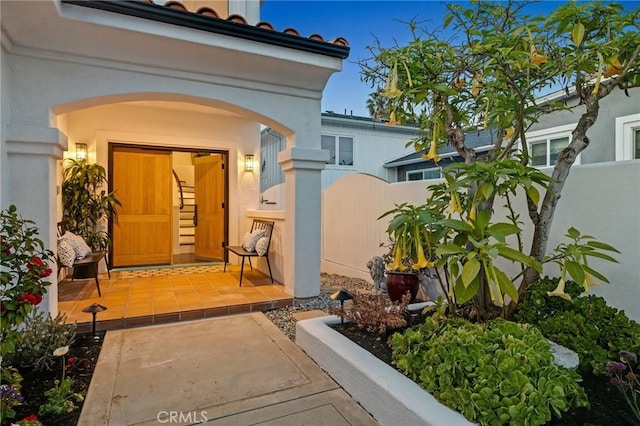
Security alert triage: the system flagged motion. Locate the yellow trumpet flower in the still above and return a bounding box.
[530,51,548,65]
[527,27,548,65]
[467,204,476,228]
[603,56,624,78]
[389,245,406,271]
[471,73,482,97]
[547,278,572,301]
[383,61,402,99]
[412,235,435,270]
[386,111,399,126]
[450,192,462,214]
[503,126,515,141]
[422,140,440,163]
[592,52,604,95]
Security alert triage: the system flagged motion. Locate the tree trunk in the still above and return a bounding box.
[515,92,601,305]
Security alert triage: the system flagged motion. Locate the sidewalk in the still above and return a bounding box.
[78,313,378,425]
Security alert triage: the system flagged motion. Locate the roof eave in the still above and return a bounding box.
[61,0,350,59]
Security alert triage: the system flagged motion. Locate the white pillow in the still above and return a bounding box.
[60,232,92,259]
[255,236,269,256]
[242,229,266,252]
[57,239,76,267]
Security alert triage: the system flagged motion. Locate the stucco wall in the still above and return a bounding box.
[322,161,640,322]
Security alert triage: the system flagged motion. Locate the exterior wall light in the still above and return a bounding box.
[245,154,255,171]
[76,143,88,160]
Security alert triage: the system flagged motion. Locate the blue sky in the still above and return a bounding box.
[261,1,637,118]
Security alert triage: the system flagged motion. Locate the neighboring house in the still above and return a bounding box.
[1,0,350,315]
[260,111,421,202]
[383,86,640,180]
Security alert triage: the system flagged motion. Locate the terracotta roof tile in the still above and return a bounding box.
[196,7,219,19]
[154,0,348,47]
[61,0,349,59]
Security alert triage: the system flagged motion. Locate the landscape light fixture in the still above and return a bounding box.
[76,143,88,160]
[82,303,107,339]
[245,154,255,172]
[330,289,354,324]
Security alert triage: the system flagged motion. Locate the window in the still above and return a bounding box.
[322,134,354,166]
[407,168,441,181]
[615,113,640,161]
[531,136,569,166]
[525,123,576,168]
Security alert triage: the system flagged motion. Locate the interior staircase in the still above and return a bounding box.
[179,185,196,246]
[173,169,196,248]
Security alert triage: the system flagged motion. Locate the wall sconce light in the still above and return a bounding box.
[76,143,88,160]
[245,154,255,172]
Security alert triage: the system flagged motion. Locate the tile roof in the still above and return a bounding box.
[61,0,349,59]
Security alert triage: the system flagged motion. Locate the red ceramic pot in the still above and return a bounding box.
[386,271,419,303]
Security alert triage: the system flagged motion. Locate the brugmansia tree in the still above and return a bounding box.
[362,1,639,318]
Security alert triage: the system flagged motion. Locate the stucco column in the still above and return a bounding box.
[278,147,328,297]
[5,125,67,317]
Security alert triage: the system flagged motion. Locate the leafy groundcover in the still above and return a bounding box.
[11,332,104,426]
[332,316,636,426]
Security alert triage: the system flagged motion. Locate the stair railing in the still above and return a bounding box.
[172,169,184,210]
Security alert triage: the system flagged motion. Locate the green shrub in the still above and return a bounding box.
[391,318,588,425]
[3,310,76,371]
[515,277,640,374]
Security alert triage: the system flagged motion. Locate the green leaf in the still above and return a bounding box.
[480,183,494,200]
[462,257,481,288]
[488,223,521,237]
[436,244,467,255]
[565,260,585,286]
[497,246,542,272]
[494,269,518,303]
[455,275,479,304]
[526,185,540,205]
[584,251,619,263]
[586,241,620,253]
[566,227,580,240]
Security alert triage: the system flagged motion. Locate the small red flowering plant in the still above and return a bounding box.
[1,205,54,357]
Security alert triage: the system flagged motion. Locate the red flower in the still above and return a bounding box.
[3,245,10,255]
[18,293,42,305]
[39,268,52,278]
[27,257,44,270]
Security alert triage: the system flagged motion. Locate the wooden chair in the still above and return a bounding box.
[224,219,274,286]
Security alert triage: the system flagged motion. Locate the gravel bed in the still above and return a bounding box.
[264,273,374,341]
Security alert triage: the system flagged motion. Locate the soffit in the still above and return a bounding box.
[1,0,348,93]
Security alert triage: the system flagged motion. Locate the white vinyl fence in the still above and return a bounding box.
[321,161,640,322]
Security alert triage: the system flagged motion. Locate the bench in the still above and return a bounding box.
[57,223,110,297]
[69,251,109,297]
[223,219,274,286]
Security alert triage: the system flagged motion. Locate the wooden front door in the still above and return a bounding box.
[194,154,225,260]
[112,147,173,267]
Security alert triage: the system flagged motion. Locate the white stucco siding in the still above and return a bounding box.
[7,54,318,133]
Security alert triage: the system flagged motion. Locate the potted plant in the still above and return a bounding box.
[61,159,121,251]
[378,202,444,302]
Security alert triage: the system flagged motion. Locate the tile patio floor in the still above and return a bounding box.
[58,264,292,333]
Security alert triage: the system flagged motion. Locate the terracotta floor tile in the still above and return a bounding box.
[58,266,292,328]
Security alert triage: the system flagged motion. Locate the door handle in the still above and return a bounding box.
[193,204,198,227]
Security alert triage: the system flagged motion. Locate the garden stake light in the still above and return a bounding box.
[82,303,107,340]
[330,289,353,324]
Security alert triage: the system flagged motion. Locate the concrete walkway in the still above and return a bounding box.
[79,313,378,425]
